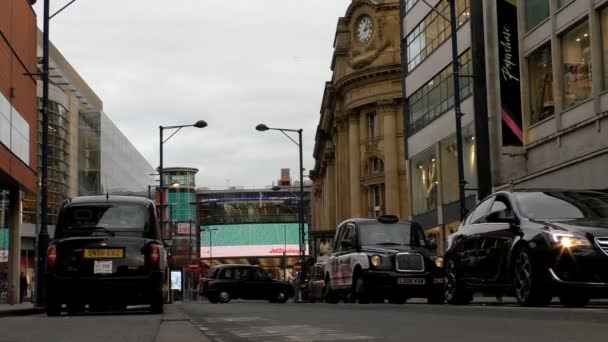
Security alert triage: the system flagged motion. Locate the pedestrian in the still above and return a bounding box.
[19,272,28,304]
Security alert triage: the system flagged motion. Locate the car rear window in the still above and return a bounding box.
[57,204,149,238]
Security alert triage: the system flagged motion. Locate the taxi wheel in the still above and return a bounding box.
[353,275,370,304]
[324,280,339,304]
[274,290,289,304]
[66,303,85,315]
[150,292,164,314]
[46,299,61,317]
[218,291,231,303]
[427,289,445,304]
[388,296,406,304]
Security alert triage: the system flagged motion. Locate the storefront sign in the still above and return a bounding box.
[0,250,8,263]
[200,244,303,258]
[497,0,523,146]
[176,222,193,235]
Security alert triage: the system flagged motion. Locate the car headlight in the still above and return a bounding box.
[434,256,444,268]
[548,232,591,248]
[370,255,382,267]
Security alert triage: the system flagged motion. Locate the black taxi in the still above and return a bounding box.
[45,196,169,316]
[324,215,444,304]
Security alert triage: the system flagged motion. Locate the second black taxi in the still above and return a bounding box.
[199,264,294,303]
[324,215,445,304]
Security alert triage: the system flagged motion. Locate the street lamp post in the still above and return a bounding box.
[256,124,306,260]
[159,120,207,239]
[158,120,206,304]
[206,228,218,267]
[418,0,467,219]
[37,0,80,308]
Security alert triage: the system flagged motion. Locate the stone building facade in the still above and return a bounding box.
[311,0,408,235]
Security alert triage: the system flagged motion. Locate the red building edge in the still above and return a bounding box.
[0,0,38,304]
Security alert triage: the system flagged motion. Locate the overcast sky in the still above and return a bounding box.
[33,0,351,188]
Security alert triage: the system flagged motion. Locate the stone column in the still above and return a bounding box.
[8,188,21,305]
[335,115,350,222]
[326,155,337,228]
[348,112,362,217]
[379,100,400,216]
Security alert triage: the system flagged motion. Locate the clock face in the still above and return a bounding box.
[356,16,374,43]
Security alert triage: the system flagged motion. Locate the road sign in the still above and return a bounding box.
[188,260,201,271]
[293,263,302,272]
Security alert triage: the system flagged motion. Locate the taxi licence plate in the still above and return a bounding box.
[398,278,425,285]
[83,248,124,259]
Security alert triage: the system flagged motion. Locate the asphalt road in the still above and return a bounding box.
[178,300,608,342]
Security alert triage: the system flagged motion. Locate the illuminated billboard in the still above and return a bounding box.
[200,223,308,258]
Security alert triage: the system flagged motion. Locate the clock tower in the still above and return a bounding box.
[311,0,407,240]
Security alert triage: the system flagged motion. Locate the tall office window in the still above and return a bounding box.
[368,112,379,138]
[528,44,554,124]
[601,7,608,90]
[525,0,550,31]
[405,0,470,71]
[407,50,473,135]
[562,21,592,108]
[557,0,572,10]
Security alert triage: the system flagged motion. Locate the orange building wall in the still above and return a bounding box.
[0,0,37,192]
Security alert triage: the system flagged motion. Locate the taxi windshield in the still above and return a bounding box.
[58,204,149,237]
[358,222,427,247]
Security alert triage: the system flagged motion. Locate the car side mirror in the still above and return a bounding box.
[428,239,437,250]
[340,239,353,249]
[163,239,174,248]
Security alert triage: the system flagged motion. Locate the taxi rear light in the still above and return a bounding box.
[206,280,214,287]
[47,245,57,269]
[150,245,160,268]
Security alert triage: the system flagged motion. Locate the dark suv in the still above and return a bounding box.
[45,196,169,316]
[199,264,294,303]
[324,215,445,304]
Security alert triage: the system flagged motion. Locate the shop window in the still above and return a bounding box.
[562,21,592,108]
[528,44,554,124]
[525,0,550,31]
[405,0,470,71]
[440,124,477,205]
[411,149,437,215]
[602,7,608,91]
[368,112,379,138]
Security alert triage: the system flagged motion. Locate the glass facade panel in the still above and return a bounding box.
[404,0,418,12]
[525,0,550,31]
[79,112,101,196]
[411,149,437,216]
[602,7,608,90]
[24,100,70,225]
[407,50,473,135]
[405,0,470,72]
[562,21,592,108]
[440,125,478,205]
[528,44,554,125]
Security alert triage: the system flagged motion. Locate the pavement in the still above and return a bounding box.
[0,302,45,318]
[178,300,608,342]
[0,304,210,342]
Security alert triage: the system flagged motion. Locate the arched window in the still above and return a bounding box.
[369,157,384,175]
